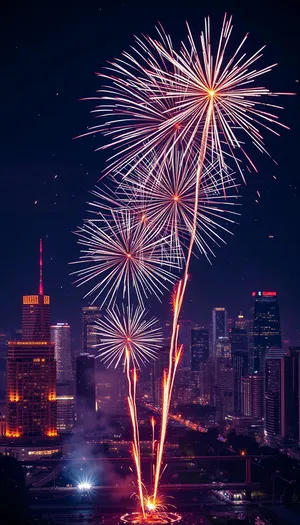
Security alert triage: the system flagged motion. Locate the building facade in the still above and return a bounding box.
[51,323,73,384]
[264,347,286,446]
[252,291,282,373]
[212,308,228,359]
[191,327,209,371]
[281,347,300,443]
[82,306,102,356]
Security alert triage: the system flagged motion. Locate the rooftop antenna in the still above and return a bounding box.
[39,238,43,295]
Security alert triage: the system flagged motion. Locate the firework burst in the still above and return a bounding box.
[93,305,162,369]
[72,208,180,307]
[120,149,239,261]
[81,15,291,181]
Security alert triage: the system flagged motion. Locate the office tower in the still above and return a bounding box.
[191,327,209,371]
[76,354,96,431]
[252,291,282,373]
[172,369,196,407]
[82,306,102,356]
[281,347,300,442]
[6,241,57,438]
[56,383,75,434]
[7,342,56,437]
[241,374,264,418]
[200,360,215,405]
[264,347,286,446]
[216,365,234,422]
[212,308,228,358]
[216,336,231,360]
[251,374,264,418]
[241,377,251,416]
[178,320,192,369]
[51,323,73,384]
[230,313,248,412]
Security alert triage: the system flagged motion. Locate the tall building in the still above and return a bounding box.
[82,306,102,356]
[56,383,75,434]
[241,377,252,416]
[241,374,264,418]
[216,365,234,422]
[51,323,73,384]
[191,327,209,371]
[76,354,96,431]
[264,347,286,446]
[212,308,228,359]
[178,320,192,369]
[281,347,300,442]
[251,373,264,419]
[252,291,282,373]
[6,240,57,438]
[230,313,248,412]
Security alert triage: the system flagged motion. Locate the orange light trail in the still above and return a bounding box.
[125,348,145,518]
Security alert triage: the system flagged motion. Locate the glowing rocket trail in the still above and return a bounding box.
[125,348,145,518]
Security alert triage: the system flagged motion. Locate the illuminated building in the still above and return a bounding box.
[212,307,228,359]
[241,377,251,416]
[82,306,102,356]
[215,365,234,422]
[215,336,231,384]
[191,327,209,371]
[252,291,282,373]
[6,240,57,438]
[76,354,96,431]
[281,347,300,443]
[230,313,248,412]
[56,383,74,434]
[241,374,264,419]
[251,374,264,419]
[7,342,56,437]
[264,347,286,446]
[51,323,73,384]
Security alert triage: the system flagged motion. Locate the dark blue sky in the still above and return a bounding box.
[0,1,299,345]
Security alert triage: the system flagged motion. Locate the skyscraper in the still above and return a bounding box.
[56,383,75,434]
[51,323,73,384]
[252,291,282,373]
[264,347,286,446]
[215,365,234,422]
[241,374,264,418]
[230,313,248,412]
[82,306,102,356]
[191,327,209,371]
[212,307,228,359]
[76,354,96,431]
[281,347,300,442]
[6,241,57,438]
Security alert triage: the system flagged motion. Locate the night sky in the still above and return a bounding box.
[1,1,299,345]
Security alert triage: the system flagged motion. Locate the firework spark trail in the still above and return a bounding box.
[125,349,145,518]
[153,101,213,504]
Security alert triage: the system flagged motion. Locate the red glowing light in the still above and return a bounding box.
[263,291,277,297]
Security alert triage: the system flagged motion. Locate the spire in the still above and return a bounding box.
[39,238,44,295]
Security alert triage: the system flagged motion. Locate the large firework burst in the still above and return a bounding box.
[81,15,291,180]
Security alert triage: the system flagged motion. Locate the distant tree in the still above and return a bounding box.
[0,454,30,524]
